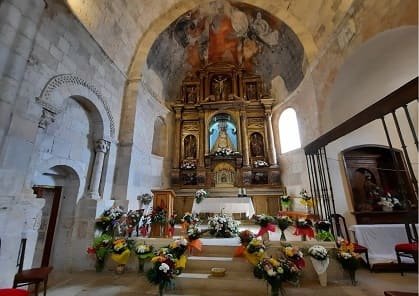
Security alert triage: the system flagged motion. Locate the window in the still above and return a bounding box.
[279,108,301,153]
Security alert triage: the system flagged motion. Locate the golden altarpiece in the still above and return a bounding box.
[170,62,285,216]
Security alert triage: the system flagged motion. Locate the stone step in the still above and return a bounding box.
[172,271,267,295]
[185,256,253,273]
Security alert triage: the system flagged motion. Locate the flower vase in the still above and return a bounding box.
[159,224,165,237]
[310,257,329,286]
[305,205,312,214]
[348,269,357,285]
[138,258,145,273]
[115,264,125,275]
[158,282,166,296]
[280,230,287,241]
[262,231,270,243]
[269,280,283,296]
[95,258,105,272]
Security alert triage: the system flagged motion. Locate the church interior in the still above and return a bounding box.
[0,0,417,295]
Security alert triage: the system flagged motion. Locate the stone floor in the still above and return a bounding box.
[28,224,419,295]
[44,268,418,296]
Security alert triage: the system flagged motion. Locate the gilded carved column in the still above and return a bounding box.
[240,110,250,167]
[173,105,183,169]
[198,110,205,168]
[88,139,110,199]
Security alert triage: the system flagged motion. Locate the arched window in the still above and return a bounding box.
[279,108,301,153]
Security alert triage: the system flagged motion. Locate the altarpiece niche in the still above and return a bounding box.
[171,62,281,190]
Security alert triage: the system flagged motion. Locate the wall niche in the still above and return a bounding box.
[342,145,417,224]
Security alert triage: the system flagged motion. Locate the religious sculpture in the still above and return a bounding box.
[250,133,264,157]
[211,124,234,153]
[184,135,197,159]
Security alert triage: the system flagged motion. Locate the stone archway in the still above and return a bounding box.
[32,164,80,271]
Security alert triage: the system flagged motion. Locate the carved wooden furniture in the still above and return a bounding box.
[342,145,418,224]
[329,214,370,268]
[150,189,175,237]
[395,223,418,275]
[171,62,283,200]
[13,239,53,296]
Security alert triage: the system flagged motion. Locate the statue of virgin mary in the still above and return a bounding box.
[211,124,235,153]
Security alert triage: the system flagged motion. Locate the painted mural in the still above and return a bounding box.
[146,0,305,102]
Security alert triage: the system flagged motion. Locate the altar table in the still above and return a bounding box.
[349,224,418,266]
[192,197,255,218]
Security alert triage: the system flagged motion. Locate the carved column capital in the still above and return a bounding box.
[38,108,56,129]
[95,139,110,153]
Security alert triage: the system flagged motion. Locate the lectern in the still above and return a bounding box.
[150,189,175,237]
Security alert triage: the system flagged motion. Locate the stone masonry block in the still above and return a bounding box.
[0,77,19,104]
[11,33,32,57]
[0,23,17,48]
[49,44,64,61]
[57,36,70,54]
[8,114,38,143]
[52,136,71,158]
[0,2,22,30]
[18,16,37,39]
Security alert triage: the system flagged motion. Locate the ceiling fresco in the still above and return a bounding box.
[146,0,305,102]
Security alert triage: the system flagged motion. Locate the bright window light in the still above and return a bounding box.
[279,108,301,153]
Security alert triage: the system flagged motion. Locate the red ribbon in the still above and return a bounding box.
[140,226,148,237]
[233,245,245,257]
[293,227,314,238]
[256,223,276,237]
[168,226,175,237]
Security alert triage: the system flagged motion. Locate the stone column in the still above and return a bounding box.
[88,139,110,199]
[172,105,183,169]
[240,110,250,167]
[261,99,278,167]
[265,110,278,166]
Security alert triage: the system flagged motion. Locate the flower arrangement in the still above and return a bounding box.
[186,224,205,254]
[308,245,330,286]
[276,215,293,231]
[194,189,208,204]
[308,245,328,261]
[207,214,240,238]
[253,160,269,168]
[280,195,291,209]
[252,214,275,228]
[110,238,132,273]
[168,213,177,237]
[299,189,314,208]
[336,240,361,285]
[151,206,167,225]
[377,193,401,210]
[293,218,314,240]
[314,220,334,241]
[168,238,189,260]
[283,245,305,269]
[180,160,196,169]
[135,241,154,273]
[139,193,153,205]
[215,147,238,156]
[125,209,143,236]
[147,251,177,296]
[243,238,266,266]
[253,257,301,295]
[314,220,331,232]
[181,212,200,225]
[138,214,152,237]
[87,233,113,272]
[95,206,125,234]
[238,229,255,246]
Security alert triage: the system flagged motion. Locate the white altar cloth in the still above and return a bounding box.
[349,224,418,266]
[192,197,255,218]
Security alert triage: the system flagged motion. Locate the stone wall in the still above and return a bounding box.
[0,0,126,287]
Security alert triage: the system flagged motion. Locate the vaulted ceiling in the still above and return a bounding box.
[67,0,353,72]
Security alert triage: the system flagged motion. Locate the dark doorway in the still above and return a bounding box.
[32,186,62,267]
